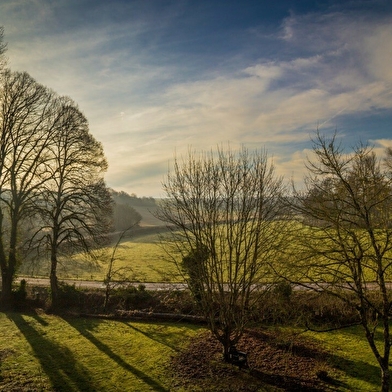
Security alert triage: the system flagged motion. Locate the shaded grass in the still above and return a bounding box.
[0,311,200,391]
[304,325,382,391]
[0,311,389,391]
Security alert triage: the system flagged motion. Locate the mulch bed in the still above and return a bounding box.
[170,328,346,391]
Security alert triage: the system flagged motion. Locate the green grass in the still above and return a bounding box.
[0,312,389,391]
[102,233,181,282]
[305,326,383,391]
[19,231,181,283]
[19,220,392,285]
[0,311,201,391]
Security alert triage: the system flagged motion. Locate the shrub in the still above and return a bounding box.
[56,283,82,309]
[12,279,27,308]
[273,280,293,300]
[254,290,360,327]
[111,285,154,310]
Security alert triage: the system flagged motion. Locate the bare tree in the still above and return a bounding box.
[0,71,57,307]
[103,223,139,311]
[156,146,287,360]
[287,132,392,392]
[33,96,112,310]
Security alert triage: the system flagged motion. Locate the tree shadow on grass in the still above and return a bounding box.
[63,317,167,392]
[126,321,181,352]
[287,331,381,388]
[7,312,95,391]
[265,332,380,389]
[275,336,380,390]
[29,308,49,326]
[326,352,381,388]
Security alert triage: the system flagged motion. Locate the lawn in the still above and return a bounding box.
[0,311,387,391]
[306,326,383,391]
[0,311,200,391]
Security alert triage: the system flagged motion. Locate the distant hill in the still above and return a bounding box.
[110,189,165,227]
[130,204,165,227]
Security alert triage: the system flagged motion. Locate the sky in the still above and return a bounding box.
[1,0,392,197]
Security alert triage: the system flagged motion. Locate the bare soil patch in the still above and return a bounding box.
[170,328,346,391]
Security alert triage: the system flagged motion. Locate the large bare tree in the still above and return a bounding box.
[0,71,57,307]
[287,132,392,392]
[156,146,287,360]
[33,96,112,310]
[0,70,111,310]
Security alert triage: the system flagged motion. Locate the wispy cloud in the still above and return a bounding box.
[99,8,392,195]
[1,1,392,196]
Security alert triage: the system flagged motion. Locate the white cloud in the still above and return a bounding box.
[1,2,392,196]
[362,24,392,83]
[103,9,392,194]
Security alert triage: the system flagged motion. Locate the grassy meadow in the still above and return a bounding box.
[0,311,386,391]
[19,228,181,283]
[18,214,392,286]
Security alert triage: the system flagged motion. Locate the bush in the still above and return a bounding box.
[253,290,360,327]
[273,281,292,300]
[111,285,154,310]
[56,282,82,309]
[12,279,27,308]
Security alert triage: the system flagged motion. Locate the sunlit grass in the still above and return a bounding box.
[18,220,392,284]
[101,235,181,282]
[19,232,181,283]
[304,325,383,391]
[0,312,201,391]
[0,311,388,391]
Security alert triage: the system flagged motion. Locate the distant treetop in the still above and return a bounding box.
[110,189,156,207]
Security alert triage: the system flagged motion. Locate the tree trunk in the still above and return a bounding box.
[1,235,17,309]
[104,281,110,311]
[381,366,390,392]
[50,253,59,311]
[223,341,230,362]
[220,326,233,362]
[0,268,13,309]
[1,217,19,309]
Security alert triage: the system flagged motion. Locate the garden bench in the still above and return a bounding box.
[228,346,248,369]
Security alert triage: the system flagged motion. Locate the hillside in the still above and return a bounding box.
[131,203,165,227]
[110,189,165,227]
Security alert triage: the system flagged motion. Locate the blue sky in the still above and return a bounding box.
[1,0,392,197]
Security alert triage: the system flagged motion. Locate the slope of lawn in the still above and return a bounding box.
[0,311,200,392]
[0,310,387,391]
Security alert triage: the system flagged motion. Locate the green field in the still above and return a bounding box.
[18,218,392,286]
[19,229,181,283]
[0,311,386,391]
